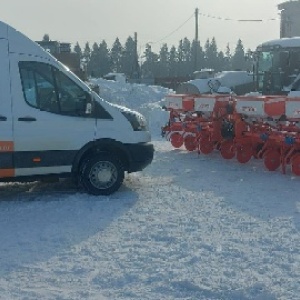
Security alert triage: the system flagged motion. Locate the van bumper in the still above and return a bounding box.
[125,142,154,172]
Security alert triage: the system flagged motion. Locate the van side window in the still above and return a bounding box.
[54,70,89,115]
[19,61,91,117]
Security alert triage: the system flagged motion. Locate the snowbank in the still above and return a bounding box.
[89,78,171,136]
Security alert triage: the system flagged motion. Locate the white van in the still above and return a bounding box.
[0,21,154,195]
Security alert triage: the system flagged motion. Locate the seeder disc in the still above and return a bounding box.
[199,137,214,154]
[170,132,183,148]
[236,146,252,164]
[264,150,281,171]
[184,135,197,152]
[220,140,235,159]
[291,154,300,176]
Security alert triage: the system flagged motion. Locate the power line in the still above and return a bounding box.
[198,12,279,22]
[147,10,279,46]
[151,13,194,44]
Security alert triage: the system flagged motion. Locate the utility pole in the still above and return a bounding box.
[194,8,199,71]
[195,8,199,42]
[134,32,140,80]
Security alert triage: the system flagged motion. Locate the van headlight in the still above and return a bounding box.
[122,111,148,131]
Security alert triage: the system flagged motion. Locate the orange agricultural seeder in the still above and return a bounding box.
[161,93,300,176]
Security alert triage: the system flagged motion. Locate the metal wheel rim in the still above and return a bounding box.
[89,161,118,190]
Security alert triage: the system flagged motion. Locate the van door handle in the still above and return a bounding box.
[0,115,7,121]
[18,117,37,122]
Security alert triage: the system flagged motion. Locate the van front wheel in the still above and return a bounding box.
[80,154,124,195]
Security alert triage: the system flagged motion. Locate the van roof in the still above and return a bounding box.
[0,20,51,58]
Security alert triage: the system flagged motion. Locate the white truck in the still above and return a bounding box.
[0,21,154,195]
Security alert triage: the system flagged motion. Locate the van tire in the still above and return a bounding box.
[79,153,124,195]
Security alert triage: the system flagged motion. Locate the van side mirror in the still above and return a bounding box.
[74,91,92,115]
[83,91,92,115]
[85,102,92,114]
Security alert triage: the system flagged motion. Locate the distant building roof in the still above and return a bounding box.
[36,40,71,54]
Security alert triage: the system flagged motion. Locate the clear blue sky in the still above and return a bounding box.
[0,0,283,54]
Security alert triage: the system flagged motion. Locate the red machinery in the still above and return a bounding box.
[162,93,300,176]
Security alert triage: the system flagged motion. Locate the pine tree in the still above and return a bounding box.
[191,40,204,72]
[224,43,232,70]
[141,43,158,78]
[182,37,192,76]
[111,38,123,73]
[177,40,184,76]
[73,42,82,57]
[98,40,111,76]
[169,45,177,77]
[217,51,226,71]
[206,37,219,71]
[88,43,101,77]
[232,39,246,71]
[158,43,169,78]
[121,36,138,78]
[43,34,50,42]
[83,42,91,61]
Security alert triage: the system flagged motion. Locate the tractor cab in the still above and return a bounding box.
[254,37,300,95]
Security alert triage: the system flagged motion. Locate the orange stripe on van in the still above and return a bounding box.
[0,141,14,152]
[0,169,15,177]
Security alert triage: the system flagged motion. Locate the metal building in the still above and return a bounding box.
[279,0,300,38]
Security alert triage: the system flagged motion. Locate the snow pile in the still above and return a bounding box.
[89,78,172,136]
[89,77,171,110]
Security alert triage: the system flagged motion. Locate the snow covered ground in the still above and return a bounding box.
[1,79,300,300]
